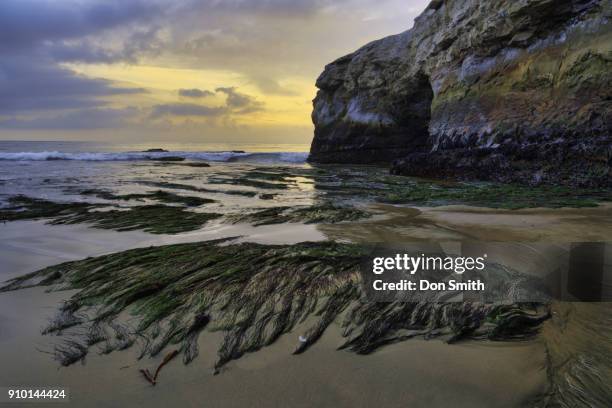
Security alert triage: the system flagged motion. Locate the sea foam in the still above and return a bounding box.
[0,151,309,163]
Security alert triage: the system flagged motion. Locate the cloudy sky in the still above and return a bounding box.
[0,0,428,145]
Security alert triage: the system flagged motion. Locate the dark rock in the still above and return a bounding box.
[143,148,168,152]
[155,161,211,167]
[309,0,611,187]
[149,156,185,162]
[259,193,277,200]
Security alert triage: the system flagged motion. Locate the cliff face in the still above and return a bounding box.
[309,0,611,186]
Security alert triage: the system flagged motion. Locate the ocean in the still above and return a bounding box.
[0,140,314,210]
[0,140,309,162]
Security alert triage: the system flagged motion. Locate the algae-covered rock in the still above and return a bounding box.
[310,0,612,187]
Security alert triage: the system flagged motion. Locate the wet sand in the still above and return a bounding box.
[0,215,555,407]
[0,220,326,281]
[320,203,612,243]
[0,284,545,408]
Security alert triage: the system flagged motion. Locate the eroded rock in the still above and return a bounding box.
[309,0,611,187]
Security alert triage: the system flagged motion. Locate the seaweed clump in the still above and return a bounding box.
[226,203,371,226]
[208,176,291,190]
[1,240,549,371]
[140,181,257,197]
[261,165,610,209]
[0,195,221,234]
[0,195,102,222]
[49,205,221,234]
[0,195,102,221]
[76,189,215,207]
[206,168,301,190]
[379,181,611,209]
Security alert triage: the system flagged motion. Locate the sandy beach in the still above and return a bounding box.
[1,158,610,407]
[1,0,610,404]
[321,203,612,243]
[0,212,560,407]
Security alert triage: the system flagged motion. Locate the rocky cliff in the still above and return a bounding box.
[309,0,611,187]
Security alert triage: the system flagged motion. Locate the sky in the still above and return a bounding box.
[0,0,429,145]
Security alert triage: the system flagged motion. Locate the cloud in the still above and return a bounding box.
[215,87,265,113]
[0,0,155,116]
[0,0,163,51]
[0,58,146,113]
[46,27,164,64]
[166,0,428,79]
[0,0,166,72]
[0,107,138,129]
[178,88,215,98]
[0,0,430,136]
[150,103,225,118]
[152,87,264,119]
[249,75,298,96]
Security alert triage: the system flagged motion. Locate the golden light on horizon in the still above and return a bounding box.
[0,0,429,144]
[66,63,316,128]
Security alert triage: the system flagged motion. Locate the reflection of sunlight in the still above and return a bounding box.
[291,176,315,192]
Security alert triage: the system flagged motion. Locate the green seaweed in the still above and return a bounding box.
[207,176,291,190]
[379,181,609,209]
[202,167,301,190]
[140,181,257,197]
[227,203,371,226]
[1,195,370,232]
[0,196,221,234]
[0,240,549,369]
[226,165,611,209]
[49,205,221,234]
[0,195,103,222]
[561,51,611,89]
[77,189,215,207]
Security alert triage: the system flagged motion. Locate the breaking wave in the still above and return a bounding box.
[0,151,309,163]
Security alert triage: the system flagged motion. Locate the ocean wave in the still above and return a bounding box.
[0,151,309,163]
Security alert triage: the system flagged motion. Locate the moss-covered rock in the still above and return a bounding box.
[310,0,611,187]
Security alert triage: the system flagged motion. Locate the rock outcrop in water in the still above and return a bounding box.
[309,0,611,187]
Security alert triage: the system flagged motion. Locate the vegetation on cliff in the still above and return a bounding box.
[309,0,611,187]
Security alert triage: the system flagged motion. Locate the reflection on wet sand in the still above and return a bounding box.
[319,203,612,406]
[318,203,612,243]
[1,157,611,407]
